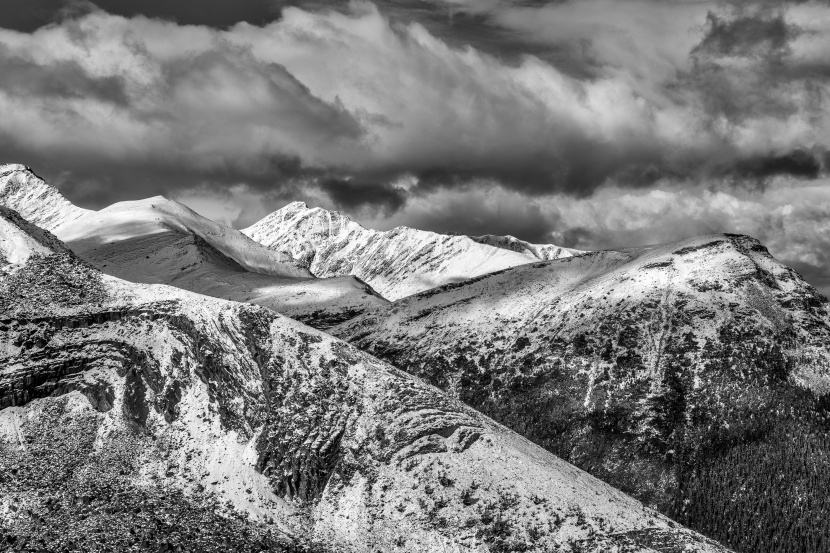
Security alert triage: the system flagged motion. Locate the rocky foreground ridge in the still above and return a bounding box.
[0,206,728,552]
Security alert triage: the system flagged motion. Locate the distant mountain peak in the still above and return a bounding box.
[244,203,580,300]
[0,163,33,176]
[284,200,309,210]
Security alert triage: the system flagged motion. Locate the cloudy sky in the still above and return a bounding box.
[1,0,829,293]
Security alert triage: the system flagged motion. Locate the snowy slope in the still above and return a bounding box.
[242,201,580,301]
[56,197,387,325]
[332,233,830,531]
[59,197,311,278]
[0,164,90,232]
[0,206,67,267]
[0,210,727,553]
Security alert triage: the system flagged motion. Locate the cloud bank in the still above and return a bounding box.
[0,0,828,291]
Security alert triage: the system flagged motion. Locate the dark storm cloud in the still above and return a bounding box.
[317,178,408,216]
[0,0,279,31]
[410,140,666,198]
[693,7,796,59]
[732,149,823,181]
[400,189,558,243]
[688,3,810,123]
[3,0,828,207]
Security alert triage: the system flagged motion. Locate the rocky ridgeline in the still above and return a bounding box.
[0,208,727,552]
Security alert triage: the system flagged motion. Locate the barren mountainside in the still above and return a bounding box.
[0,207,729,552]
[242,201,579,301]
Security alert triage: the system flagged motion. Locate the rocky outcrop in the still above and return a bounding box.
[0,208,728,552]
[242,201,579,301]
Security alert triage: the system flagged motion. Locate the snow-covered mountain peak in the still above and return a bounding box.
[243,202,580,300]
[283,200,309,211]
[0,164,91,232]
[0,163,31,175]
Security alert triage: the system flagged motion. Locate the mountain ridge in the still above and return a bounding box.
[242,201,581,301]
[330,230,830,552]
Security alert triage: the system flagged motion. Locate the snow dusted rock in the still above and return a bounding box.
[332,234,830,536]
[0,209,727,552]
[470,234,576,261]
[242,202,579,301]
[0,165,90,232]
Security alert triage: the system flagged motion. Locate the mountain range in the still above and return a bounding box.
[4,162,830,552]
[0,169,729,552]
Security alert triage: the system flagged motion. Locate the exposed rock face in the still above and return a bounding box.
[242,201,579,301]
[332,233,830,550]
[0,167,387,327]
[0,209,728,552]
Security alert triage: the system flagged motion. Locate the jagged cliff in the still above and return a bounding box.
[242,201,579,301]
[0,209,728,552]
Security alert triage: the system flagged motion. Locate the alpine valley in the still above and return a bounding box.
[2,163,829,553]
